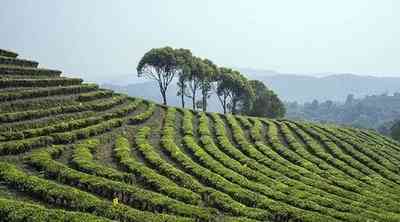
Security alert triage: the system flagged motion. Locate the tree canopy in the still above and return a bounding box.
[137,47,189,105]
[137,46,284,117]
[240,80,285,118]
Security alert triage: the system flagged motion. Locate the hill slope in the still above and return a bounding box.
[1,49,400,222]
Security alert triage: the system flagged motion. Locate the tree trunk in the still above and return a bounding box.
[192,91,196,110]
[202,91,207,112]
[181,92,185,108]
[223,97,227,114]
[232,99,237,114]
[161,90,167,105]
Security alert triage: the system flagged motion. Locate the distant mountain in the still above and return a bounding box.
[238,70,400,103]
[102,69,400,105]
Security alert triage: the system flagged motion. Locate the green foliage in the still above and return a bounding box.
[241,80,285,118]
[137,47,189,105]
[114,134,202,205]
[0,78,82,88]
[0,197,112,222]
[0,84,98,102]
[129,101,156,124]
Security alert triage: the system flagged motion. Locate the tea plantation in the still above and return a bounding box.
[1,48,400,222]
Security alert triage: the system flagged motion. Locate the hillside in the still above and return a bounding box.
[1,49,400,222]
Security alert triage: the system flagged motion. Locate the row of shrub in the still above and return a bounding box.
[0,160,192,222]
[0,111,95,134]
[0,66,61,77]
[213,114,366,213]
[0,136,53,155]
[337,127,400,165]
[317,125,400,182]
[26,146,217,221]
[267,119,400,218]
[0,74,60,80]
[288,122,386,184]
[51,99,148,144]
[164,109,283,220]
[0,89,117,116]
[1,116,106,141]
[282,121,400,212]
[160,108,271,221]
[307,124,400,195]
[155,116,271,218]
[52,118,123,144]
[0,84,98,102]
[1,98,143,154]
[129,102,156,124]
[0,56,38,68]
[77,90,113,102]
[187,113,363,222]
[114,134,202,205]
[204,114,370,220]
[0,197,112,222]
[1,99,141,141]
[0,78,83,88]
[273,121,366,193]
[0,49,18,58]
[71,139,131,182]
[0,96,78,114]
[0,95,126,123]
[258,119,366,195]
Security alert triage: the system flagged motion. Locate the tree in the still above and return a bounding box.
[177,74,188,108]
[240,80,285,118]
[185,57,206,110]
[137,47,181,105]
[230,73,254,114]
[199,59,218,111]
[175,48,193,108]
[254,91,285,118]
[215,68,252,114]
[215,67,235,114]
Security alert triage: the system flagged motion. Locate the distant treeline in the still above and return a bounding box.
[286,93,400,133]
[136,46,285,118]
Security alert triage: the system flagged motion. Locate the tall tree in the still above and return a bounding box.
[215,68,252,114]
[200,59,218,111]
[137,47,181,105]
[232,76,254,114]
[241,80,285,118]
[185,57,205,110]
[215,67,235,114]
[175,48,193,108]
[177,74,188,108]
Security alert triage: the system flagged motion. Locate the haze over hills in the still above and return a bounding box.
[102,69,400,104]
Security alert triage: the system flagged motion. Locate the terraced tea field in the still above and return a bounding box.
[1,48,400,222]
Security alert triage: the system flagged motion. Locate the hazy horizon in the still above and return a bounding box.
[1,0,399,82]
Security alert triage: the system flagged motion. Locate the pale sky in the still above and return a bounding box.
[1,0,399,82]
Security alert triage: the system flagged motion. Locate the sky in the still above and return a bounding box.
[1,0,400,83]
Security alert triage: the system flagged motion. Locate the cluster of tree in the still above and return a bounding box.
[286,92,400,131]
[136,47,285,118]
